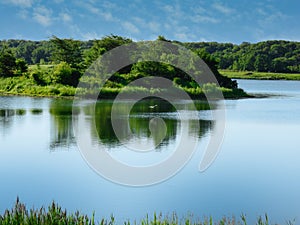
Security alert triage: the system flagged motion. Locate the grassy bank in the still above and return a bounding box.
[0,77,76,97]
[0,56,250,99]
[0,199,292,225]
[0,76,249,99]
[219,70,300,80]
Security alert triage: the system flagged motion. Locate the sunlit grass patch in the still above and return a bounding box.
[220,70,300,80]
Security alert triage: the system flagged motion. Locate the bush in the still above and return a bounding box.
[202,83,219,95]
[0,48,16,77]
[31,71,47,86]
[15,58,28,75]
[52,62,81,86]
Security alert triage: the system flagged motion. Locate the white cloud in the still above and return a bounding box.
[190,4,220,24]
[81,32,103,40]
[192,15,219,24]
[33,6,52,26]
[264,11,286,23]
[80,2,117,22]
[122,21,140,34]
[133,17,160,33]
[212,2,233,15]
[255,4,287,28]
[102,1,117,10]
[133,17,146,26]
[174,32,197,42]
[256,8,267,16]
[162,3,183,19]
[85,3,101,15]
[17,9,29,19]
[174,33,188,41]
[100,11,114,22]
[192,6,206,14]
[60,12,72,23]
[148,21,160,33]
[163,4,173,13]
[3,0,33,7]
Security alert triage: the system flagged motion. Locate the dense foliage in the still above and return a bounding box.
[1,35,276,98]
[183,40,300,73]
[1,38,300,74]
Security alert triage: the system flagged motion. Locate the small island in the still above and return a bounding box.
[0,35,251,99]
[2,36,300,99]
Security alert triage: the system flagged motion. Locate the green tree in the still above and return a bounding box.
[254,54,270,72]
[194,48,237,88]
[50,36,83,69]
[157,35,171,42]
[84,46,106,67]
[83,35,132,68]
[31,70,47,86]
[52,62,80,86]
[237,53,255,71]
[130,61,176,80]
[31,46,51,64]
[15,58,28,74]
[0,47,16,77]
[15,41,36,64]
[270,44,286,58]
[272,57,290,72]
[93,35,132,52]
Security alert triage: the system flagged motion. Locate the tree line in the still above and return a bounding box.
[2,34,298,99]
[0,35,300,73]
[0,35,237,91]
[183,40,300,73]
[1,37,300,75]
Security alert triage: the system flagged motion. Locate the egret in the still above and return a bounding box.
[149,104,158,109]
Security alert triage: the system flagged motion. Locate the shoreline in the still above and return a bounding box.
[220,70,300,80]
[0,89,251,100]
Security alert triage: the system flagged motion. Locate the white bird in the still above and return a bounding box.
[149,104,158,109]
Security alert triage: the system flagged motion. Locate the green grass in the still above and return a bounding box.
[28,64,55,71]
[0,63,250,99]
[0,199,293,225]
[219,70,300,80]
[0,76,249,99]
[0,76,76,97]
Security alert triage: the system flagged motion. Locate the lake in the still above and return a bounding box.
[0,79,300,224]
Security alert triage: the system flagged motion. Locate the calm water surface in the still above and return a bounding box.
[0,79,300,224]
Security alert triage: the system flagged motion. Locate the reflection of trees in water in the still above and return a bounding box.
[0,109,16,119]
[128,117,177,147]
[189,119,212,138]
[85,100,178,147]
[1,98,214,152]
[84,101,118,145]
[30,109,43,115]
[49,100,76,151]
[0,109,27,118]
[0,109,27,136]
[0,109,16,136]
[85,99,213,149]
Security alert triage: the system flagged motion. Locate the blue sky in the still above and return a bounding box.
[0,0,300,43]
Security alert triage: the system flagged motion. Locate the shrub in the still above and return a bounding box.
[0,48,16,77]
[15,58,28,75]
[52,62,81,86]
[31,71,47,86]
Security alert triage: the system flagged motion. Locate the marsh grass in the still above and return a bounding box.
[0,74,248,99]
[0,77,76,97]
[0,198,96,225]
[220,70,300,80]
[0,199,294,225]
